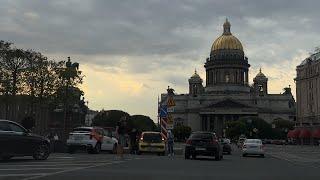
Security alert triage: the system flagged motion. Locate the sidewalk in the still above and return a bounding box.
[266,144,320,164]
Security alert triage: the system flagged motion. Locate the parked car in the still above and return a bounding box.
[138,131,165,156]
[66,126,118,154]
[221,138,232,155]
[0,119,50,160]
[185,131,223,160]
[242,139,265,158]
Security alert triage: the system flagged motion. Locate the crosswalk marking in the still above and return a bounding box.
[0,154,135,180]
[0,167,65,171]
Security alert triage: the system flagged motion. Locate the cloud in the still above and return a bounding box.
[1,0,320,120]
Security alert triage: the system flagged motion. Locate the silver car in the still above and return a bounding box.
[242,139,265,158]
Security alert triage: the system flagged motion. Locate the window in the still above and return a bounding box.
[8,123,25,133]
[0,122,11,131]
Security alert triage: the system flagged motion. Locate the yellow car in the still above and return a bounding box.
[138,131,166,156]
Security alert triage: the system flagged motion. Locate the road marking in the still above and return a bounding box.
[0,173,48,177]
[0,163,108,167]
[21,162,114,180]
[0,167,65,171]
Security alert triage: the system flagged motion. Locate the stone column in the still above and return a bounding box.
[245,70,249,85]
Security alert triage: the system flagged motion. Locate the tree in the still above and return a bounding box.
[128,115,157,132]
[271,118,294,139]
[92,110,130,127]
[173,125,192,141]
[225,121,247,140]
[238,117,273,139]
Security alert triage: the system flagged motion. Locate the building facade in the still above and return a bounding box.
[293,51,320,142]
[161,20,296,136]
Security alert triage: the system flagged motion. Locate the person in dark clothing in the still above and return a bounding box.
[116,120,127,158]
[129,128,138,154]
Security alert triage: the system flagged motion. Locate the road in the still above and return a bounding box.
[0,145,319,180]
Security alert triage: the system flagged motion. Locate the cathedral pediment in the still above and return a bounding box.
[206,99,251,109]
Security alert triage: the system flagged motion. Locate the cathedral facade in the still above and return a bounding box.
[160,20,296,136]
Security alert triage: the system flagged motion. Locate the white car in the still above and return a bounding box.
[66,127,118,154]
[242,139,265,158]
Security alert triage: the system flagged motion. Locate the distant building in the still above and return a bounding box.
[294,51,320,142]
[160,19,296,136]
[85,110,98,126]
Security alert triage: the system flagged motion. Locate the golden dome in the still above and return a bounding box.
[191,69,201,79]
[255,68,267,78]
[211,19,243,51]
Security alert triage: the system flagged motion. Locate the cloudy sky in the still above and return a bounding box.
[1,0,319,121]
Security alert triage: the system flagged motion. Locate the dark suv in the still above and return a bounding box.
[0,120,50,160]
[185,131,223,160]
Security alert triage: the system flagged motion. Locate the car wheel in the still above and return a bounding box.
[111,144,117,154]
[93,143,101,154]
[260,154,265,158]
[228,151,232,155]
[242,154,247,157]
[33,143,50,160]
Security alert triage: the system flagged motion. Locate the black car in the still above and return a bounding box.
[221,138,232,155]
[185,131,223,161]
[0,120,50,160]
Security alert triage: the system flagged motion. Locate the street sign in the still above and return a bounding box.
[167,97,175,107]
[167,115,174,130]
[159,105,167,118]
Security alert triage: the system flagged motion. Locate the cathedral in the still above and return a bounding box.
[160,19,296,136]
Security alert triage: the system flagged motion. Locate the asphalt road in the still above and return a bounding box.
[0,146,319,180]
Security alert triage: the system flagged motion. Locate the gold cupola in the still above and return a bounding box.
[211,19,243,52]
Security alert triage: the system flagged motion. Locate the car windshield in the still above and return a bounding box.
[245,139,262,144]
[190,133,213,140]
[143,133,162,142]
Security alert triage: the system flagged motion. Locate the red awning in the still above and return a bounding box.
[312,129,320,138]
[287,130,294,138]
[291,129,301,138]
[299,129,311,138]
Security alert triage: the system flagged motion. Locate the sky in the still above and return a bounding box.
[1,0,320,122]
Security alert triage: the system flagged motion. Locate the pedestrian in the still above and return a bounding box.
[116,119,127,158]
[167,130,174,157]
[129,128,138,154]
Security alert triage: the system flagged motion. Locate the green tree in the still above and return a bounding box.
[271,118,294,139]
[128,115,157,132]
[238,117,273,139]
[173,125,192,141]
[225,121,247,139]
[92,110,130,127]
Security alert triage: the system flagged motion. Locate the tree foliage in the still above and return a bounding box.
[0,40,86,124]
[226,117,274,139]
[91,110,157,132]
[173,125,192,141]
